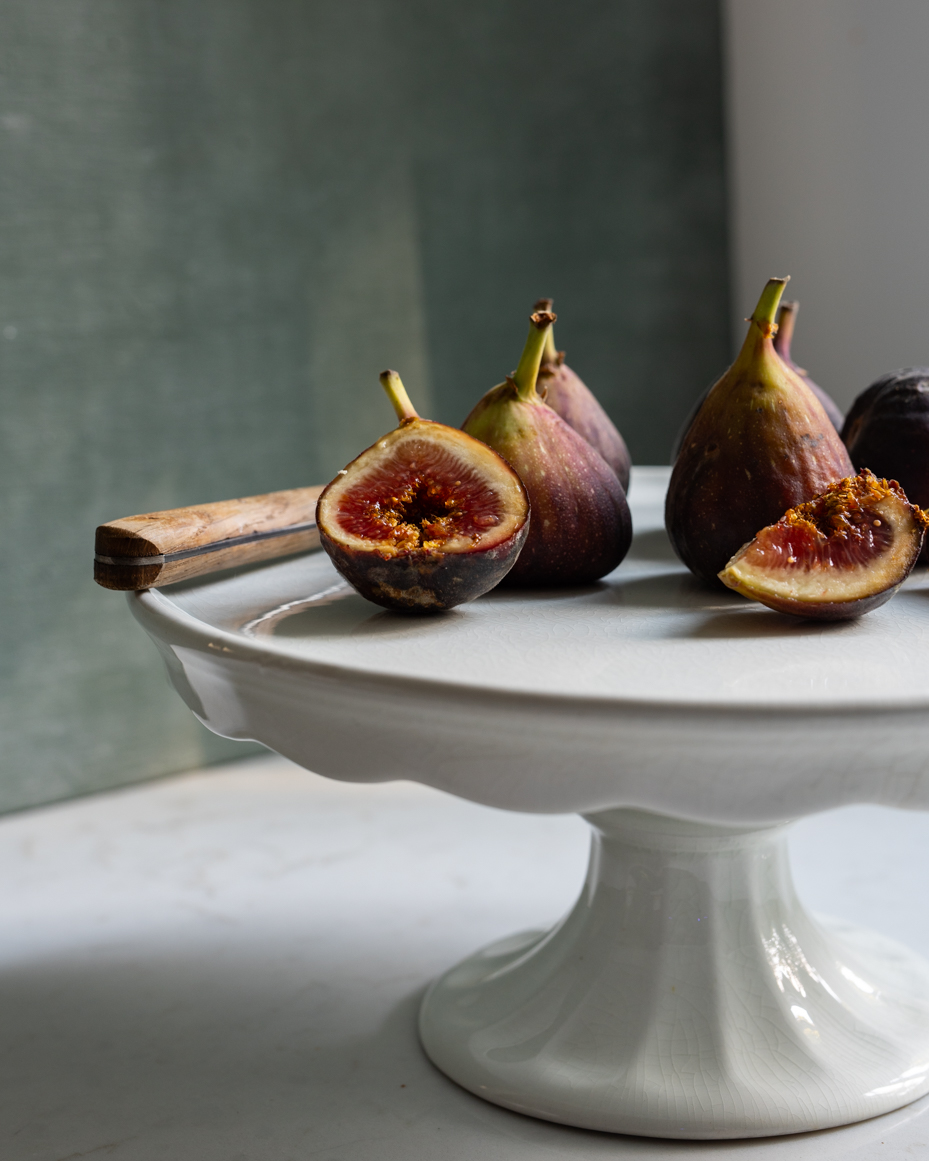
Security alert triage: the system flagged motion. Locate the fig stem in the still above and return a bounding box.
[514,311,556,401]
[775,300,798,361]
[533,299,559,363]
[749,277,789,337]
[379,369,419,422]
[542,321,558,364]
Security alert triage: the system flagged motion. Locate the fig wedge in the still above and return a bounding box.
[719,470,929,619]
[317,371,529,611]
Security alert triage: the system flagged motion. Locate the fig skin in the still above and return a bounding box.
[841,368,929,561]
[666,277,854,586]
[671,298,841,461]
[317,373,530,612]
[463,311,632,587]
[321,506,528,612]
[719,470,929,619]
[533,298,632,491]
[773,300,844,432]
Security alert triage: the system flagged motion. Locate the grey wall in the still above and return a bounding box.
[1,0,729,812]
[725,1,929,407]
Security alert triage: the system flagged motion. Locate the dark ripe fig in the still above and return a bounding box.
[533,297,632,491]
[773,300,844,432]
[462,311,632,587]
[666,277,854,586]
[316,372,530,611]
[841,368,929,561]
[719,470,929,619]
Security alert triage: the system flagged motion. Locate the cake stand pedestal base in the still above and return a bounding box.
[420,808,929,1140]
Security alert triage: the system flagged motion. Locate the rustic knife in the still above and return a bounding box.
[94,485,323,591]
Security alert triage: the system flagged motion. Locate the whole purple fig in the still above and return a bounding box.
[532,298,631,491]
[463,311,631,587]
[773,300,844,432]
[841,367,929,561]
[666,277,853,586]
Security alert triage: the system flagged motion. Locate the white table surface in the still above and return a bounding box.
[2,754,928,1160]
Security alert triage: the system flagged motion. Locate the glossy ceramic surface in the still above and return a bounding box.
[422,808,929,1138]
[129,466,929,1138]
[132,467,929,825]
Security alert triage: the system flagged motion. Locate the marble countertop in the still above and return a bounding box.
[1,754,928,1159]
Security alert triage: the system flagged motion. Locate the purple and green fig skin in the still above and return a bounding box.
[671,297,841,460]
[316,372,530,612]
[666,277,854,587]
[773,300,844,432]
[841,368,929,562]
[533,298,632,491]
[463,311,632,587]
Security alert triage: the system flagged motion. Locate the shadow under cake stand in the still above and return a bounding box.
[129,466,929,1141]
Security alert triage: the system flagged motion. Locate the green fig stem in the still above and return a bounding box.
[379,369,419,422]
[749,277,789,336]
[513,311,556,401]
[533,299,559,363]
[542,323,558,364]
[775,300,798,360]
[730,277,790,376]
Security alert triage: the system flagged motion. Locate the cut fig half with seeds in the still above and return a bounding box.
[316,371,530,612]
[719,470,929,620]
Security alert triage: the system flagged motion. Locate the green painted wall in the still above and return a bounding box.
[0,1,729,811]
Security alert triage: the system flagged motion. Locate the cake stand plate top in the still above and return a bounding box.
[131,467,929,822]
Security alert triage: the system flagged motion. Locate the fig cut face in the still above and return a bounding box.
[317,419,530,611]
[719,470,929,619]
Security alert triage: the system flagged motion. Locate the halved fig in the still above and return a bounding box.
[718,470,929,619]
[316,371,530,611]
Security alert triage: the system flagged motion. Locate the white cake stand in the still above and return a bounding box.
[129,467,929,1141]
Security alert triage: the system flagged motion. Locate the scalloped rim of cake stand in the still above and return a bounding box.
[131,584,929,825]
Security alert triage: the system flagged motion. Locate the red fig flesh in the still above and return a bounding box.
[317,372,529,611]
[534,298,632,491]
[719,470,929,619]
[463,311,632,587]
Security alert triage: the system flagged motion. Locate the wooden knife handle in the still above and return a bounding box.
[94,485,324,591]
